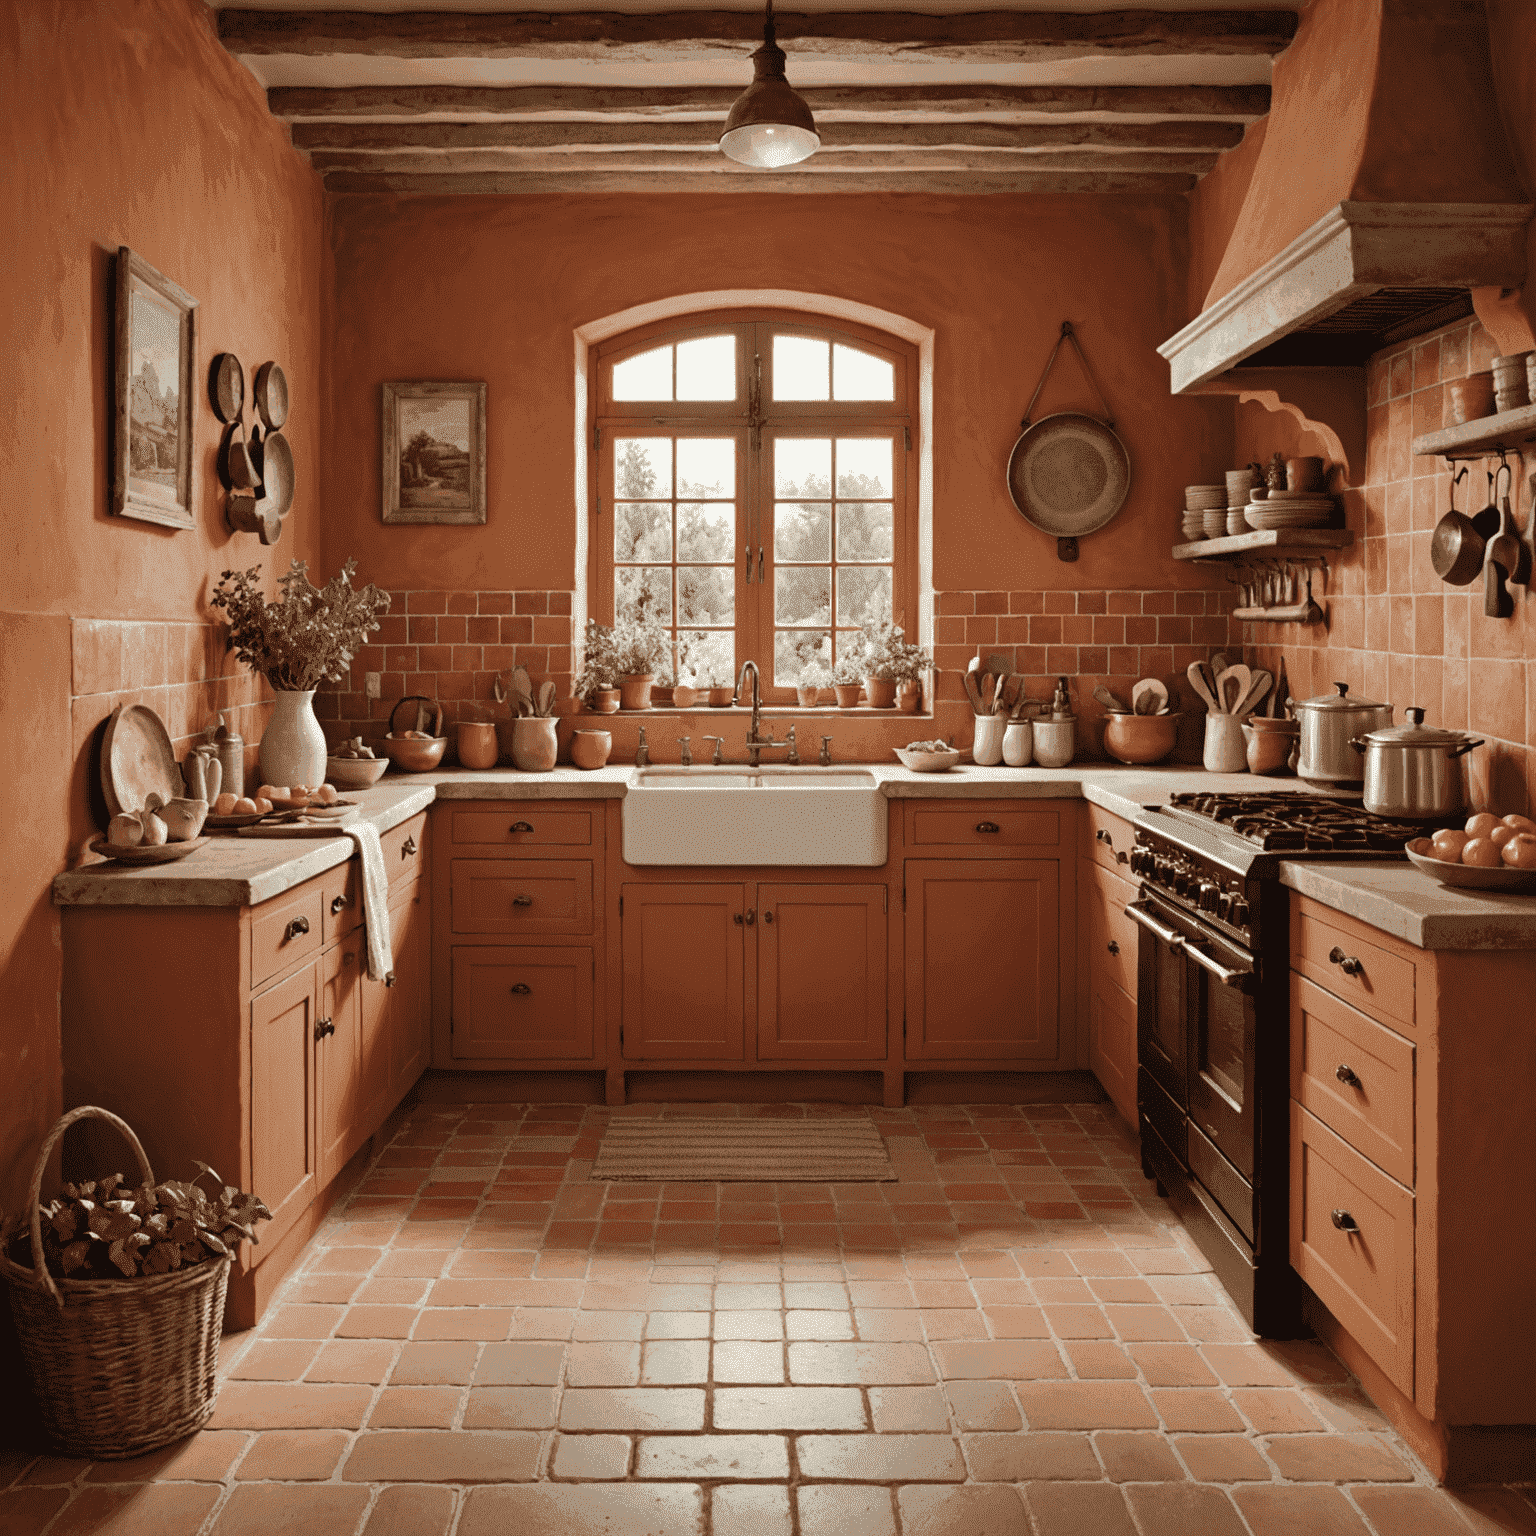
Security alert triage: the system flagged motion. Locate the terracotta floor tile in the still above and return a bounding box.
[1229,1388,1325,1434]
[307,1340,400,1383]
[801,1431,964,1481]
[714,1341,786,1383]
[898,1483,1032,1535]
[635,1434,789,1480]
[458,1483,704,1536]
[796,1483,897,1536]
[1017,1382,1156,1430]
[1231,1483,1373,1535]
[962,1432,1100,1482]
[945,1381,1022,1432]
[644,1311,710,1338]
[235,1428,351,1479]
[83,1430,247,1484]
[1173,1433,1271,1482]
[713,1310,784,1340]
[1122,1483,1248,1536]
[310,1246,384,1274]
[789,1341,934,1385]
[206,1381,373,1430]
[1200,1345,1297,1387]
[713,1484,793,1536]
[559,1388,706,1432]
[713,1386,866,1431]
[413,1308,513,1340]
[390,1341,479,1385]
[462,1388,560,1429]
[376,1251,448,1278]
[211,1483,372,1536]
[1022,1481,1139,1536]
[1044,1305,1114,1339]
[787,1309,855,1340]
[263,1303,345,1339]
[551,1434,632,1479]
[567,1341,641,1387]
[230,1339,322,1380]
[640,1339,710,1384]
[361,1483,459,1536]
[0,1487,70,1534]
[45,1484,221,1535]
[338,1304,419,1339]
[933,1341,1066,1380]
[1263,1431,1415,1483]
[573,1310,645,1341]
[1062,1342,1137,1379]
[1127,1343,1218,1387]
[342,1429,542,1483]
[870,1386,951,1432]
[1095,1429,1186,1482]
[1147,1389,1246,1433]
[855,1307,927,1341]
[356,1277,431,1305]
[367,1386,463,1428]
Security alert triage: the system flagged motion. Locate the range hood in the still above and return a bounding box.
[1160,200,1532,393]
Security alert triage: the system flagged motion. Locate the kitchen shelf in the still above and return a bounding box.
[1171,528,1354,563]
[1413,401,1536,461]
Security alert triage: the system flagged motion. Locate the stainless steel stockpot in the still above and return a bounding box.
[1352,708,1482,820]
[1294,681,1393,787]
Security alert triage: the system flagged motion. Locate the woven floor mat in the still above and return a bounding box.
[589,1117,896,1183]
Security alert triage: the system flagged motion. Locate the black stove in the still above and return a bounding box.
[1160,791,1450,854]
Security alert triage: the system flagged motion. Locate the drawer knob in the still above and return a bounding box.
[763,910,774,924]
[509,821,534,834]
[734,912,744,925]
[1107,940,1120,956]
[401,835,418,857]
[1335,1063,1362,1089]
[976,821,1000,834]
[513,894,534,908]
[331,894,351,915]
[314,1016,335,1040]
[1330,1209,1360,1234]
[284,915,310,942]
[1328,945,1362,976]
[745,908,756,926]
[510,983,533,996]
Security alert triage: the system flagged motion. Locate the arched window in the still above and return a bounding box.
[591,312,916,702]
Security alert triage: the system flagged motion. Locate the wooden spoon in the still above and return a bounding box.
[1217,663,1251,715]
[1131,679,1169,716]
[1185,662,1219,713]
[1231,670,1272,720]
[1093,685,1131,714]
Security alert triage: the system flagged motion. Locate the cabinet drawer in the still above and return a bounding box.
[380,813,428,887]
[451,806,595,849]
[451,859,594,936]
[1292,903,1415,1034]
[251,884,324,989]
[1083,803,1136,878]
[1085,868,1137,1000]
[320,863,362,943]
[1290,1103,1414,1397]
[908,803,1061,850]
[451,946,595,1061]
[1290,974,1414,1186]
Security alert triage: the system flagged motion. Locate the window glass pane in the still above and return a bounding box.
[616,567,672,628]
[678,502,734,563]
[776,566,831,627]
[836,501,893,561]
[837,566,892,628]
[615,437,672,499]
[832,631,864,668]
[775,438,830,497]
[679,567,735,627]
[677,438,735,498]
[775,630,832,688]
[833,344,894,401]
[774,501,830,563]
[681,630,734,689]
[836,438,891,498]
[614,502,671,562]
[612,345,672,401]
[773,335,830,401]
[676,335,736,401]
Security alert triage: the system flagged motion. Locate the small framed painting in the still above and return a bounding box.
[382,381,487,525]
[113,247,197,529]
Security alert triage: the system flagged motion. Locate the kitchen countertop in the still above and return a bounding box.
[52,764,1536,949]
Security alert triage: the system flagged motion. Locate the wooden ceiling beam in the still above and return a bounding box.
[270,82,1271,121]
[291,118,1246,152]
[222,9,1297,63]
[319,167,1198,194]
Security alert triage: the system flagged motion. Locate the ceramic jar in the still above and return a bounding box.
[570,729,612,770]
[796,684,820,707]
[1002,718,1033,767]
[591,687,621,714]
[618,674,653,711]
[897,681,921,714]
[1033,717,1075,769]
[834,684,862,708]
[865,677,897,709]
[260,689,327,790]
[1243,717,1299,776]
[1203,712,1248,773]
[972,713,1006,767]
[457,721,499,770]
[708,686,734,708]
[672,684,699,710]
[511,717,558,772]
[1286,456,1325,492]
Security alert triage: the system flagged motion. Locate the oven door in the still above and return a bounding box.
[1130,891,1190,1109]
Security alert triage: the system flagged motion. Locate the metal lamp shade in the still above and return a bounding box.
[719,24,819,169]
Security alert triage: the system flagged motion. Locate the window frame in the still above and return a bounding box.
[590,310,917,704]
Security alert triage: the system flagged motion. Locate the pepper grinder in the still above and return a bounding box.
[215,711,244,801]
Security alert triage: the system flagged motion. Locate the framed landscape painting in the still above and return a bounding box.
[382,381,487,525]
[113,247,197,529]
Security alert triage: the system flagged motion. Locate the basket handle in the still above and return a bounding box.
[18,1106,156,1308]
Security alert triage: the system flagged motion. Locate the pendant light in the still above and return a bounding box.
[719,0,819,169]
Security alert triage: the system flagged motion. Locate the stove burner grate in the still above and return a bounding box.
[1167,791,1448,854]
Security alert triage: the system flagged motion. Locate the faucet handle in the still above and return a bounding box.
[702,734,725,765]
[677,736,692,767]
[786,724,799,765]
[820,735,833,767]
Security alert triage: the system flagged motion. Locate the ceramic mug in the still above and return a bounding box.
[972,713,1007,767]
[1285,456,1325,493]
[570,729,612,770]
[1203,712,1249,774]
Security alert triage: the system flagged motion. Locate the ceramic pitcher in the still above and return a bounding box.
[1203,712,1248,774]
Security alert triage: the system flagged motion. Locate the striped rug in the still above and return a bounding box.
[589,1117,896,1183]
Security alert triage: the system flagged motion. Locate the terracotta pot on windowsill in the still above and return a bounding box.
[897,681,921,714]
[864,676,897,709]
[707,687,734,708]
[833,683,862,708]
[672,684,699,710]
[618,674,654,711]
[590,688,620,714]
[796,684,821,707]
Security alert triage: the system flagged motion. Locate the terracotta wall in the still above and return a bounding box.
[1240,316,1535,813]
[0,0,324,1214]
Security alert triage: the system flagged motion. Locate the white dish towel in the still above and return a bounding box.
[342,821,394,983]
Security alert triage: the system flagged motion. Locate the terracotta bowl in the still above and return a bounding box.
[382,734,448,772]
[1243,719,1299,776]
[1103,712,1179,765]
[326,754,389,789]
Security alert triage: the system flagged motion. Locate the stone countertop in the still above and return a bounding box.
[51,764,1536,950]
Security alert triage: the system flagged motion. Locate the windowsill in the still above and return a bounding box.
[577,705,934,720]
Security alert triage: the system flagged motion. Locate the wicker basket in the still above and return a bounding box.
[0,1106,232,1458]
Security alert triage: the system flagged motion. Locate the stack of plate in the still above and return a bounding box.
[1226,467,1258,504]
[1183,484,1224,541]
[1180,513,1207,542]
[1226,507,1250,537]
[1245,492,1335,530]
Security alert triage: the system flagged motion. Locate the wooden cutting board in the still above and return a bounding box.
[237,807,360,837]
[102,704,184,817]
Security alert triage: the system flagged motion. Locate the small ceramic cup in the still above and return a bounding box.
[1002,718,1033,767]
[570,730,612,770]
[457,720,499,770]
[1285,456,1325,492]
[1448,371,1496,424]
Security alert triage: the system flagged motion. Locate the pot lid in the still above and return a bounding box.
[1359,706,1469,747]
[1295,681,1390,714]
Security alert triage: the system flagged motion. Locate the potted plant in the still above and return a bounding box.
[611,616,669,711]
[860,617,929,710]
[211,559,390,790]
[671,635,699,710]
[831,651,864,709]
[797,657,831,708]
[495,665,559,771]
[698,662,735,708]
[574,619,621,713]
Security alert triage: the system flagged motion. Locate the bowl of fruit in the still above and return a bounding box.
[327,735,389,789]
[1405,811,1536,893]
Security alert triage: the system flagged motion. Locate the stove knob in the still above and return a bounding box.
[1216,891,1234,921]
[1174,870,1194,897]
[1228,897,1250,927]
[1197,882,1220,913]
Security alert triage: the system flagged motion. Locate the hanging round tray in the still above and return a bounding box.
[1006,411,1130,542]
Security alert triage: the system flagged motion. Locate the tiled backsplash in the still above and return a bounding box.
[1243,315,1536,814]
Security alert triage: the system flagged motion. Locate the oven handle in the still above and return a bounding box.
[1181,940,1250,990]
[1126,901,1251,991]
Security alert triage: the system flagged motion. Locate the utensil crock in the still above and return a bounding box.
[511,717,558,772]
[1352,707,1481,819]
[1293,682,1392,787]
[1002,719,1033,767]
[1033,717,1074,769]
[972,713,1007,767]
[1203,713,1248,773]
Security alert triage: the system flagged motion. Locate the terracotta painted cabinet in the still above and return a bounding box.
[1078,804,1140,1126]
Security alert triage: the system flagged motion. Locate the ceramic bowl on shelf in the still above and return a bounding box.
[894,745,962,773]
[1448,371,1495,425]
[382,734,448,772]
[1103,712,1179,765]
[1202,510,1228,538]
[1405,839,1536,893]
[326,754,389,789]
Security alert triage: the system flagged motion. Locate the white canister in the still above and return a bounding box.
[1002,718,1033,767]
[972,713,1007,767]
[1033,718,1075,769]
[1203,712,1248,773]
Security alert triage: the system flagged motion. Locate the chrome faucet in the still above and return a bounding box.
[734,660,794,769]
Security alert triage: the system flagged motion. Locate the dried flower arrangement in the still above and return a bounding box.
[211,559,390,692]
[860,618,932,683]
[573,619,621,701]
[4,1164,271,1281]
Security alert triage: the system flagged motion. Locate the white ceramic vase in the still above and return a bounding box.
[259,689,328,789]
[1203,712,1249,773]
[1002,719,1033,767]
[973,713,1007,767]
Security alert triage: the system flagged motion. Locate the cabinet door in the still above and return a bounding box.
[387,879,430,1104]
[758,883,887,1060]
[905,859,1059,1061]
[621,883,745,1060]
[317,941,364,1187]
[452,946,595,1060]
[250,964,318,1254]
[1089,977,1137,1128]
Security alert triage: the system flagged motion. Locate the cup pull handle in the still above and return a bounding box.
[1335,1063,1362,1088]
[1106,940,1119,955]
[1330,1209,1359,1234]
[284,916,310,942]
[1328,945,1362,976]
[331,894,351,914]
[763,910,774,924]
[314,1016,334,1040]
[513,895,534,907]
[510,983,532,996]
[509,821,534,834]
[745,908,756,926]
[402,835,417,857]
[976,821,1000,834]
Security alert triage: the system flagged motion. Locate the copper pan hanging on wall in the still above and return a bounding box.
[1006,321,1130,562]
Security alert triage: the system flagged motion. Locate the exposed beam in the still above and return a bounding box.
[270,82,1271,121]
[291,118,1246,152]
[319,168,1198,194]
[308,147,1219,174]
[222,9,1298,64]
